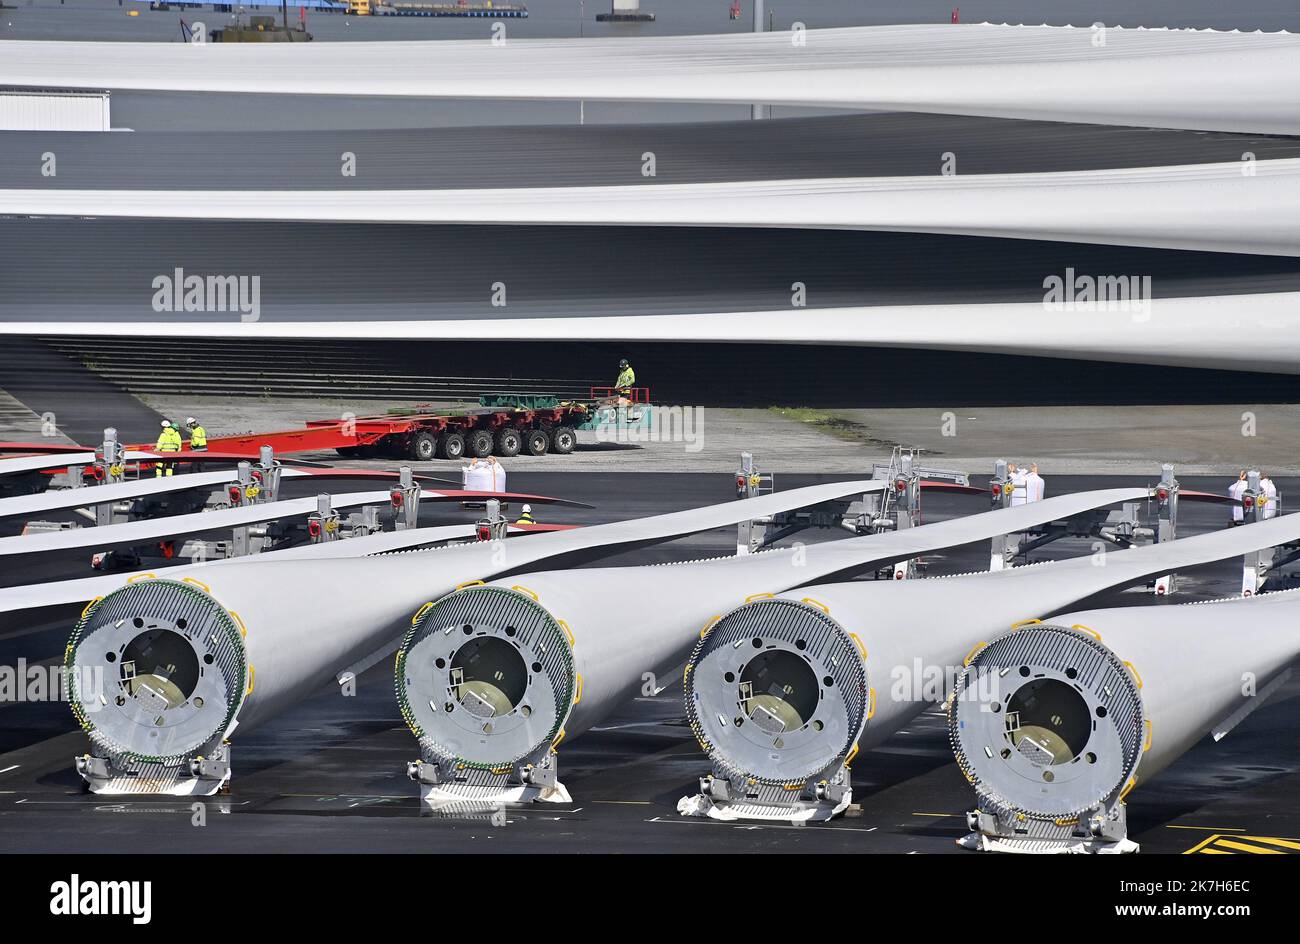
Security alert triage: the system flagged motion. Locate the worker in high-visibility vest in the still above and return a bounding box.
[515,504,536,526]
[615,359,636,400]
[154,420,182,476]
[185,416,208,451]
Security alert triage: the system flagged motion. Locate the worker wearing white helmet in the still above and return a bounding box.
[185,416,208,451]
[515,503,536,526]
[154,420,182,477]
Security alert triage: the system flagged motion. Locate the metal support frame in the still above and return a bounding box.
[734,448,977,560]
[29,434,212,537]
[865,446,969,578]
[1218,468,1298,595]
[225,461,256,507]
[987,459,1015,570]
[307,493,341,544]
[256,445,283,503]
[887,454,920,579]
[108,483,406,568]
[92,428,127,525]
[735,452,774,554]
[992,462,1190,595]
[407,740,570,811]
[1150,463,1179,595]
[475,498,508,542]
[76,740,233,797]
[732,452,876,553]
[96,427,127,486]
[391,465,421,531]
[346,505,381,538]
[750,0,767,120]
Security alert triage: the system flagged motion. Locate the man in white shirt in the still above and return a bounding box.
[1261,472,1279,519]
[1026,463,1046,502]
[1008,462,1029,507]
[1228,471,1247,524]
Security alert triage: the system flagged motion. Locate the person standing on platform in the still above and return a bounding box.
[185,417,208,452]
[1026,463,1046,502]
[1260,472,1279,519]
[615,359,636,402]
[154,420,182,477]
[1008,462,1029,507]
[1228,471,1247,525]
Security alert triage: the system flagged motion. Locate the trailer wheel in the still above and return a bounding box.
[494,427,522,457]
[408,430,438,462]
[550,426,577,455]
[466,429,494,458]
[438,431,466,460]
[336,446,360,458]
[525,428,550,456]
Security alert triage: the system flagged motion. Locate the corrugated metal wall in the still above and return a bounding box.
[0,89,111,131]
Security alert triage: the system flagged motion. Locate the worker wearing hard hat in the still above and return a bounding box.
[615,359,636,400]
[154,420,182,476]
[515,504,536,526]
[1228,471,1247,525]
[185,417,208,452]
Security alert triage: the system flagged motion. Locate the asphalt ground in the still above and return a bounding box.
[125,394,1300,475]
[0,337,165,444]
[1,471,1297,854]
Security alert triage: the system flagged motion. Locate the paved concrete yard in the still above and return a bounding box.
[135,395,1300,477]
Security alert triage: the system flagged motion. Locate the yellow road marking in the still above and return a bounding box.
[1241,835,1300,851]
[1215,839,1282,854]
[1185,833,1300,854]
